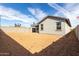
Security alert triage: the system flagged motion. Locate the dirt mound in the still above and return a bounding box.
[0,29,32,56]
[34,29,79,56]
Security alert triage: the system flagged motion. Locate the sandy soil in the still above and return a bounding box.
[35,29,79,56]
[1,27,61,54]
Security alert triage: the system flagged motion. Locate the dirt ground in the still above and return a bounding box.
[1,27,79,56]
[34,29,79,56]
[0,27,61,54]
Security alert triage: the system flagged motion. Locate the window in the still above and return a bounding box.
[56,22,61,30]
[41,24,43,30]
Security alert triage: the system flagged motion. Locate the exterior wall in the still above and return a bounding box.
[64,22,71,34]
[75,25,79,40]
[39,18,66,35]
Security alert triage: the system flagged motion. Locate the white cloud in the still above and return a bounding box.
[48,3,79,28]
[0,5,37,24]
[27,8,47,22]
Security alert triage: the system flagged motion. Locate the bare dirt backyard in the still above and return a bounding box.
[0,27,61,55]
[0,27,79,56]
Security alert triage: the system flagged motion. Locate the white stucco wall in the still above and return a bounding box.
[39,18,66,35]
[64,22,71,34]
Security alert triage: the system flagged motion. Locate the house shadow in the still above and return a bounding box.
[0,29,32,56]
[33,29,79,56]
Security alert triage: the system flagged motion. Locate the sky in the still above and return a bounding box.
[0,3,79,27]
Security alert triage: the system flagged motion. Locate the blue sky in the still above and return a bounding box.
[0,3,79,27]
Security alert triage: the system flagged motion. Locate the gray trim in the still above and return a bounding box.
[37,16,71,27]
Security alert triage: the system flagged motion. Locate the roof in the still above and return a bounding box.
[37,16,71,27]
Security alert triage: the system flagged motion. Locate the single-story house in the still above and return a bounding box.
[31,16,71,35]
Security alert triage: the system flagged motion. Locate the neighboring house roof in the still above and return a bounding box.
[37,16,71,27]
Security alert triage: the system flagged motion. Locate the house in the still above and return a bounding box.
[15,23,21,27]
[32,16,71,35]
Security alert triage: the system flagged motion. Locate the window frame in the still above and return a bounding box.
[56,22,62,31]
[41,24,43,31]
